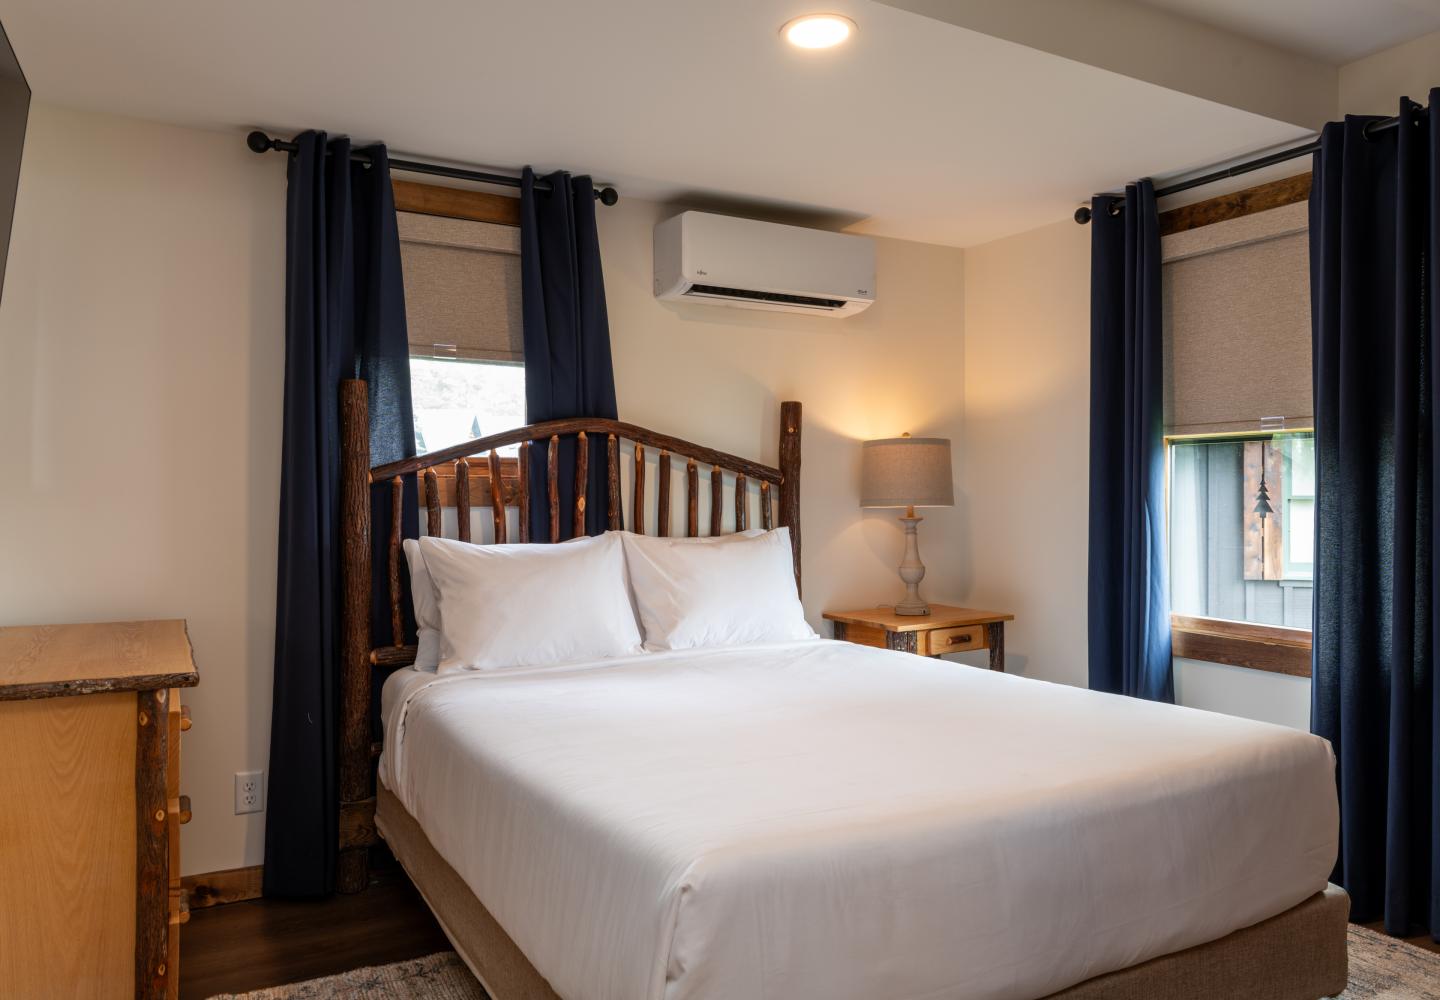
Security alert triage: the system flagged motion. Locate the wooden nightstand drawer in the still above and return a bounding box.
[922,626,985,656]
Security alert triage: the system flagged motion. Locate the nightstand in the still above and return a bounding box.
[823,604,1015,671]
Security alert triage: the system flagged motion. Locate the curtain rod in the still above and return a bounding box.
[246,130,620,206]
[1073,104,1421,224]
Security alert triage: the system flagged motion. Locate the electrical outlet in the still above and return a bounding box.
[235,770,264,815]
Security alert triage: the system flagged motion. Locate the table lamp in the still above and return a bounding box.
[860,434,954,615]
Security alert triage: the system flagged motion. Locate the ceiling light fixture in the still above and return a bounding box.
[781,13,856,50]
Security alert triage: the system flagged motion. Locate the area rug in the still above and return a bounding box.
[209,925,1440,999]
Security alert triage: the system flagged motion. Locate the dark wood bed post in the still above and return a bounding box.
[778,401,802,596]
[337,379,373,894]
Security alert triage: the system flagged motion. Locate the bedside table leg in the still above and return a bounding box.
[886,631,919,654]
[831,622,848,641]
[986,622,1005,672]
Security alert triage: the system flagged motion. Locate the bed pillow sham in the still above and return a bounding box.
[419,531,644,672]
[620,527,817,650]
[402,538,443,671]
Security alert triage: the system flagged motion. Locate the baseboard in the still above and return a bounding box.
[183,865,264,909]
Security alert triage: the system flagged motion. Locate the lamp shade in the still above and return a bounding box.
[860,436,954,508]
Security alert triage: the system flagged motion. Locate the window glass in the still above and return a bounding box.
[1168,431,1314,630]
[409,356,525,456]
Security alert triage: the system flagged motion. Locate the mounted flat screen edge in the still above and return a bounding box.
[0,21,27,305]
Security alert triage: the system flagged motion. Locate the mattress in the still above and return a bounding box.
[379,640,1338,1000]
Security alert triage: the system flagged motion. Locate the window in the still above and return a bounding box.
[1160,192,1315,674]
[396,202,526,456]
[409,357,525,456]
[1168,431,1315,631]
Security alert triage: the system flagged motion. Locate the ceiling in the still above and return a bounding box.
[1137,0,1440,64]
[0,0,1319,247]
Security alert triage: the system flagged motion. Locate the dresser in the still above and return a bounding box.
[0,620,198,999]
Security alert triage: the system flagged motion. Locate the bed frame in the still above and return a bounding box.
[335,378,803,893]
[337,377,1349,1000]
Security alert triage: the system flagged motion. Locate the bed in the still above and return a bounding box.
[334,382,1349,1000]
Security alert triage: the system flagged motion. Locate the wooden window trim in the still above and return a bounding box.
[1158,172,1311,237]
[418,457,523,509]
[393,179,520,227]
[1170,614,1311,677]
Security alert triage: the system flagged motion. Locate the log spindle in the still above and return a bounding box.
[735,473,747,532]
[423,468,441,537]
[574,431,589,539]
[687,460,699,537]
[633,443,646,535]
[488,449,506,544]
[455,458,472,543]
[711,465,723,535]
[517,443,531,543]
[657,451,671,537]
[606,433,621,530]
[389,476,403,645]
[547,435,560,542]
[778,401,803,594]
[761,480,773,530]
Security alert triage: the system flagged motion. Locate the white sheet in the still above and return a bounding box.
[379,641,1337,1000]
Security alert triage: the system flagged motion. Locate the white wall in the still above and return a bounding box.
[0,104,967,876]
[1340,29,1440,116]
[0,103,287,875]
[599,200,967,626]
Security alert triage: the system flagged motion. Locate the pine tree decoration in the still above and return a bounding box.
[1253,470,1273,520]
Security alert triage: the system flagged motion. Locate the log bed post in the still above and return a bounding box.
[778,401,802,595]
[338,379,373,894]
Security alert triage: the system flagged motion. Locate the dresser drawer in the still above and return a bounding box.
[922,625,986,656]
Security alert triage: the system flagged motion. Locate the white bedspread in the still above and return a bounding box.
[379,640,1337,1000]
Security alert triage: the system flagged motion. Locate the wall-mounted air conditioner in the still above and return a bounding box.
[654,211,875,318]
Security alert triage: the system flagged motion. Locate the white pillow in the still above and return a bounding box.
[620,527,817,650]
[419,532,643,671]
[402,539,443,671]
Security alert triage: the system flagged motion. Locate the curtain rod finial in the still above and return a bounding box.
[247,130,275,154]
[597,186,619,206]
[1074,205,1092,225]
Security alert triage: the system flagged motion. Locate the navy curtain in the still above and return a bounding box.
[1310,92,1438,940]
[521,167,618,540]
[1087,180,1174,702]
[264,132,415,897]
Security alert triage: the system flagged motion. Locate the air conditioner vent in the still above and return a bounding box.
[684,283,847,311]
[654,212,875,318]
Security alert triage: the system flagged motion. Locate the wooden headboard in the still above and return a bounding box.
[334,377,802,891]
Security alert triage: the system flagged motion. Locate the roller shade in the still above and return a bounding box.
[1161,201,1312,436]
[398,211,523,363]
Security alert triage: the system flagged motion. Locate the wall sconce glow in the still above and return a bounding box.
[782,14,856,49]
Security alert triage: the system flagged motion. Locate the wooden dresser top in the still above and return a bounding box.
[0,620,198,701]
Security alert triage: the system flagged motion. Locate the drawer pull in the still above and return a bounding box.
[178,795,192,825]
[946,632,973,646]
[180,705,192,732]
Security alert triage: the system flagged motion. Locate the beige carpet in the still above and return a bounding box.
[209,925,1440,999]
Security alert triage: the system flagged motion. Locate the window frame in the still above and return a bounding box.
[1165,430,1316,675]
[1155,172,1318,677]
[395,179,527,460]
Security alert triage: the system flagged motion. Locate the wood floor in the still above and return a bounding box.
[180,866,450,999]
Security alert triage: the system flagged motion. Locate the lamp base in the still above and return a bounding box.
[893,509,930,616]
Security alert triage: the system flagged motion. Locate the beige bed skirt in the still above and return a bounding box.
[376,782,1350,1000]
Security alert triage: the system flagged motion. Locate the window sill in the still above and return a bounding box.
[1170,614,1311,678]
